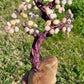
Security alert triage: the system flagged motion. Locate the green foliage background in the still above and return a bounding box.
[0,0,84,84]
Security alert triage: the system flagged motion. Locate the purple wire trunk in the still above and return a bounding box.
[30,31,51,71]
[30,25,64,71]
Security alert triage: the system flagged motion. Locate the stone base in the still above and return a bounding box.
[22,56,58,84]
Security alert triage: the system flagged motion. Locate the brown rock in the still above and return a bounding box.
[28,56,58,84]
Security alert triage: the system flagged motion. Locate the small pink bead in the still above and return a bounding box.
[49,29,55,34]
[58,7,62,13]
[22,6,27,11]
[66,32,69,38]
[22,23,26,27]
[27,4,31,9]
[9,28,14,34]
[62,27,66,32]
[62,18,67,23]
[55,0,60,5]
[11,13,17,18]
[7,22,11,26]
[69,24,73,29]
[68,9,72,14]
[16,19,20,24]
[5,26,10,31]
[15,27,19,32]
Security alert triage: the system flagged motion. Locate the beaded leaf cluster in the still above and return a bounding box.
[5,0,74,38]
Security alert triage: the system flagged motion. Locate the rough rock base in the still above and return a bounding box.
[22,56,58,84]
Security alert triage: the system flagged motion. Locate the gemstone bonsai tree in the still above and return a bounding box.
[5,0,74,72]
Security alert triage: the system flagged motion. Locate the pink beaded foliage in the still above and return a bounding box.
[5,0,74,72]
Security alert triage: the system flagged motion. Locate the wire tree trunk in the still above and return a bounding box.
[30,26,64,71]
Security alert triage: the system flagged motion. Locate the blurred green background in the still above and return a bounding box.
[0,0,84,84]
